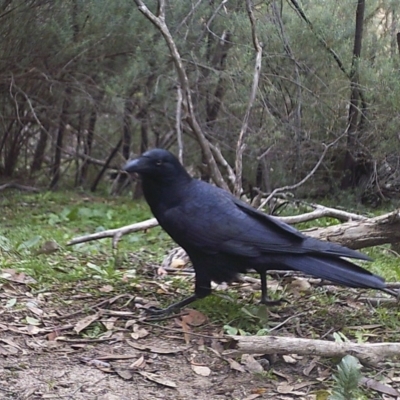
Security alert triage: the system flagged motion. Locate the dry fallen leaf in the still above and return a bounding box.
[227,358,246,373]
[0,338,22,352]
[96,394,122,400]
[81,357,111,369]
[0,269,36,284]
[26,325,41,335]
[282,355,298,364]
[131,324,149,340]
[102,317,118,331]
[99,285,114,293]
[242,354,264,373]
[73,312,101,334]
[47,331,60,341]
[138,371,177,388]
[170,257,187,269]
[181,309,207,327]
[303,357,318,376]
[191,365,211,377]
[25,316,41,326]
[180,316,191,344]
[125,319,137,329]
[242,395,261,400]
[126,340,187,354]
[0,344,18,355]
[276,382,307,395]
[360,377,400,397]
[290,277,311,292]
[115,369,133,380]
[96,354,139,361]
[130,355,146,369]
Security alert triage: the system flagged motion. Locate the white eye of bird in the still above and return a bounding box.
[155,160,162,166]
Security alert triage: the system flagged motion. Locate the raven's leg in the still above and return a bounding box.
[259,270,283,306]
[146,272,212,316]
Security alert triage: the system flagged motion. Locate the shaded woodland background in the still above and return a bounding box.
[1,0,400,205]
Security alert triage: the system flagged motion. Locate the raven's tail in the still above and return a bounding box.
[281,255,397,295]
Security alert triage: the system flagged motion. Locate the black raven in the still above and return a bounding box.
[124,148,394,314]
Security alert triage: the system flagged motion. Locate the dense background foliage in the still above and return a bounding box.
[1,0,399,203]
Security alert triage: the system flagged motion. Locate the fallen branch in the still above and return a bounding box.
[67,218,158,248]
[303,209,400,249]
[279,203,367,224]
[67,208,400,252]
[0,182,40,192]
[224,335,400,365]
[62,149,120,169]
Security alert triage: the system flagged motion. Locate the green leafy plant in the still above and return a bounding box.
[329,355,364,400]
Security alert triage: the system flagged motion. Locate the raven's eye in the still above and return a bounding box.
[155,159,162,166]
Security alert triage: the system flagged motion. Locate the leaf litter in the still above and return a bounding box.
[1,267,400,399]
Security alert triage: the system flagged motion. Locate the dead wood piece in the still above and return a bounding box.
[225,335,400,365]
[67,218,158,248]
[279,204,367,224]
[67,209,400,253]
[0,182,40,192]
[303,209,400,249]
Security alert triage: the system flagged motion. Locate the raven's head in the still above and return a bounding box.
[123,148,191,182]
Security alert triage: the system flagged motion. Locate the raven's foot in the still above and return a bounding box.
[142,294,199,318]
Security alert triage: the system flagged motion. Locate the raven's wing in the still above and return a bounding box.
[158,182,369,261]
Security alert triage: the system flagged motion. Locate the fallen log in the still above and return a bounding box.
[224,335,400,365]
[67,209,400,252]
[303,209,400,249]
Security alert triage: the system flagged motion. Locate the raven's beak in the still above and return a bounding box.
[124,158,141,173]
[123,156,149,173]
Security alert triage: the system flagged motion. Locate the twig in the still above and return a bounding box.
[258,135,343,210]
[196,0,228,45]
[134,0,229,190]
[278,203,367,224]
[56,295,137,320]
[66,218,158,247]
[269,312,307,332]
[176,84,184,164]
[209,142,236,188]
[62,148,120,169]
[0,182,40,192]
[234,0,263,196]
[174,0,204,35]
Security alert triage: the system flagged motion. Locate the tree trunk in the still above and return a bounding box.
[79,108,97,184]
[341,0,365,190]
[50,87,71,189]
[122,97,134,161]
[90,139,122,192]
[30,121,49,175]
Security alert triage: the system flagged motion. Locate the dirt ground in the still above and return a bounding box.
[1,276,400,400]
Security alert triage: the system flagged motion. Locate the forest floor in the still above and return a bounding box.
[1,191,400,399]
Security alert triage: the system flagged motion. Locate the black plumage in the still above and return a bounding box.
[124,148,394,314]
